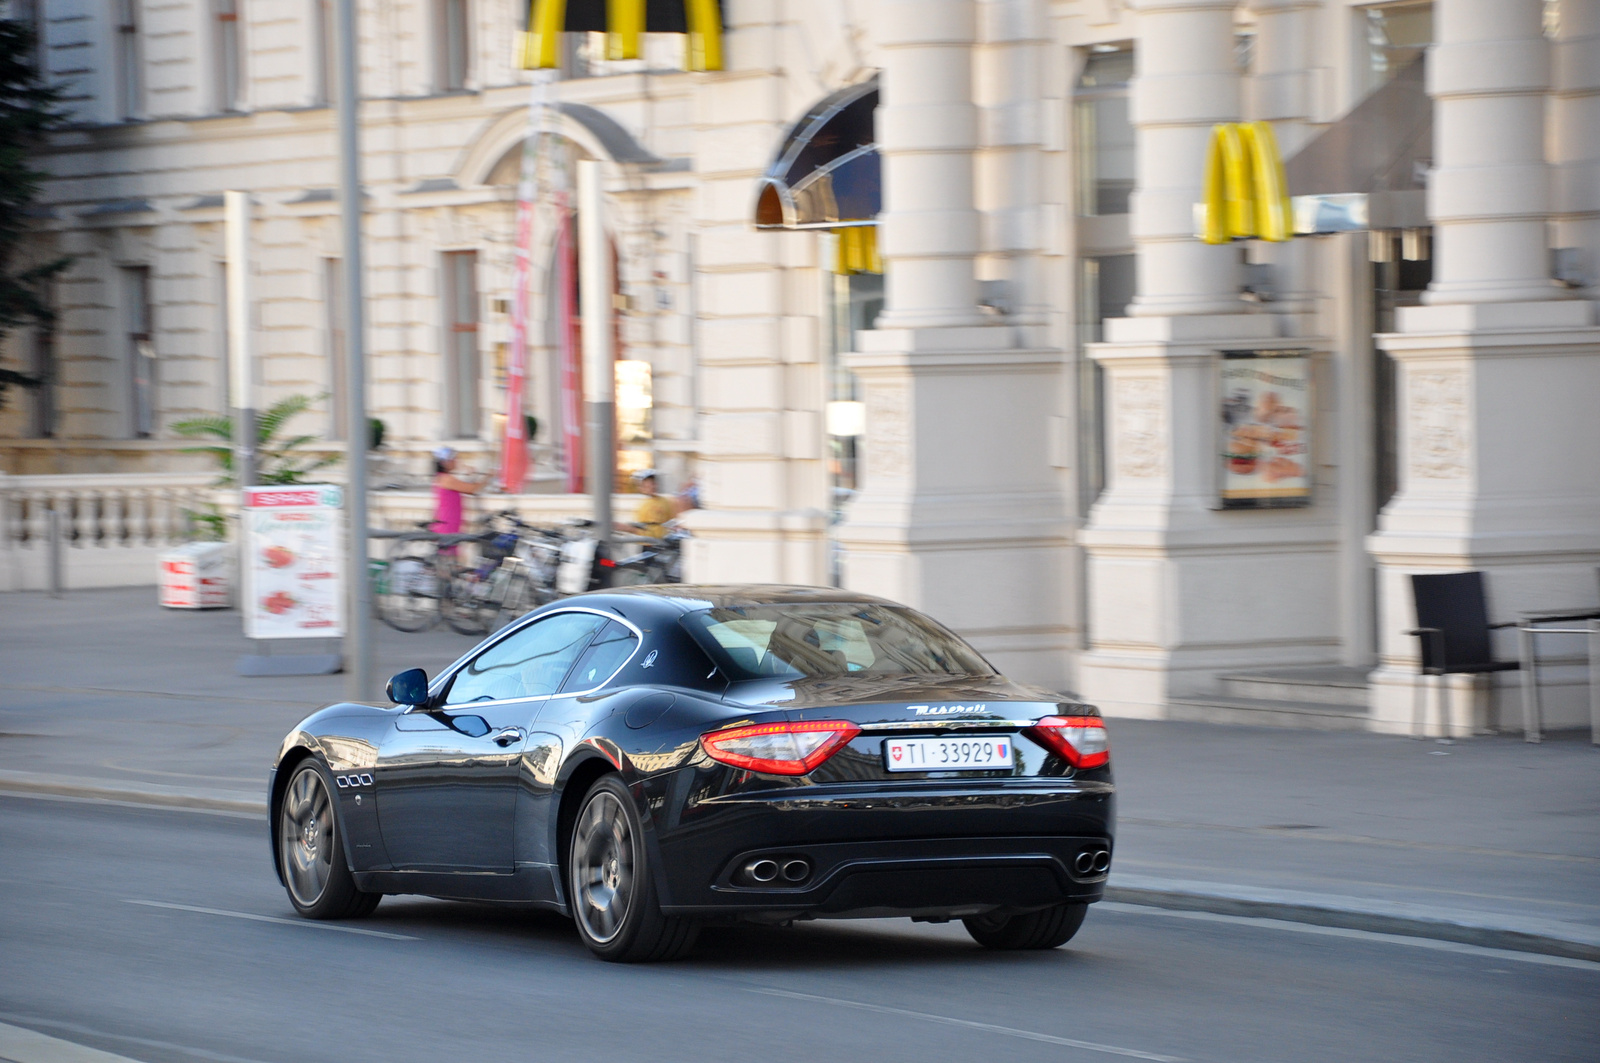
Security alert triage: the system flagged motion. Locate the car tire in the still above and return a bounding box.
[277,760,381,920]
[568,774,699,963]
[962,903,1088,950]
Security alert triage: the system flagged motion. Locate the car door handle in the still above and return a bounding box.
[492,727,525,748]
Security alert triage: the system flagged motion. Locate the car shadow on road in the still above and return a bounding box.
[362,897,1107,971]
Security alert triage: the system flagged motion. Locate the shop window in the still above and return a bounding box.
[214,0,243,111]
[115,0,142,120]
[615,359,652,481]
[443,251,480,439]
[437,0,470,92]
[122,266,155,438]
[1077,254,1135,510]
[1365,2,1432,89]
[1074,45,1134,217]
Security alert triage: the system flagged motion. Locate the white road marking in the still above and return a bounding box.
[0,1015,275,1063]
[1097,902,1600,972]
[122,899,418,940]
[0,1020,143,1063]
[745,986,1185,1062]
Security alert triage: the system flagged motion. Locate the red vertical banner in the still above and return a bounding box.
[499,151,535,494]
[557,192,584,494]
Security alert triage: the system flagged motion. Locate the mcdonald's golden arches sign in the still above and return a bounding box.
[522,0,724,72]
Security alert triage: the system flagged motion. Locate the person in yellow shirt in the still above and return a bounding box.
[628,470,677,539]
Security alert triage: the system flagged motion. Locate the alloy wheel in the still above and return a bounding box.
[573,790,636,944]
[280,766,334,907]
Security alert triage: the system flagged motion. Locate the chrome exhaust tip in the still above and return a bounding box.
[1091,849,1111,873]
[744,858,780,884]
[1073,851,1096,875]
[781,858,811,883]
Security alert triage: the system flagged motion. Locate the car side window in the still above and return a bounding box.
[444,612,606,705]
[559,619,640,693]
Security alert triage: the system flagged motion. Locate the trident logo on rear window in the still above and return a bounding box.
[911,704,988,715]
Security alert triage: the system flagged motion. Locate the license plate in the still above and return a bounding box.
[883,736,1013,772]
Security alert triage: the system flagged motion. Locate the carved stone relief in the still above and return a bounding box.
[1408,369,1469,480]
[1114,375,1166,479]
[866,382,910,481]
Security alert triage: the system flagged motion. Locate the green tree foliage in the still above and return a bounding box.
[172,393,342,486]
[0,19,67,408]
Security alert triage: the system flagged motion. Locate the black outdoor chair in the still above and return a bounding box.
[1407,571,1521,739]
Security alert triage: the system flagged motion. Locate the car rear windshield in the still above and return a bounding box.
[680,603,995,681]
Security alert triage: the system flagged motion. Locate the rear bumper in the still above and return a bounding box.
[654,778,1114,918]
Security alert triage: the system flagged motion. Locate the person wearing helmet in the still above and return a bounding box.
[627,469,676,539]
[430,446,485,535]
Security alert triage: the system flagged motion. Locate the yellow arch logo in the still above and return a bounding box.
[1202,121,1292,244]
[523,0,723,72]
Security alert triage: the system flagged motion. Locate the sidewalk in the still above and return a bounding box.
[3,588,1597,959]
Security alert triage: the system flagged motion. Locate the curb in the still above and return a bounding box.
[1105,881,1600,964]
[4,772,1596,963]
[0,770,266,816]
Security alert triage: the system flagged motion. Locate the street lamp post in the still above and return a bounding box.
[333,0,372,700]
[577,159,615,556]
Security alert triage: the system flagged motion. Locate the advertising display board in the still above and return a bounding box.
[242,485,344,639]
[1218,350,1312,509]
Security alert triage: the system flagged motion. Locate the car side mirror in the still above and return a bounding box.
[386,668,430,707]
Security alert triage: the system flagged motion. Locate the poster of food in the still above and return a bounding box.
[1219,350,1312,508]
[242,485,344,639]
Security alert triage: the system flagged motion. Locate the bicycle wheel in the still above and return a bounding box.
[492,570,538,631]
[375,541,440,633]
[441,565,493,636]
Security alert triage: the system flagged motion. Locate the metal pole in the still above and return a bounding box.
[577,160,614,564]
[47,507,63,597]
[334,0,372,699]
[223,192,257,492]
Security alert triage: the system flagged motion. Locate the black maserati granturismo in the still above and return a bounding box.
[270,585,1114,961]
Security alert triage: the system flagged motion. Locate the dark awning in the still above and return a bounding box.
[1284,56,1430,232]
[754,77,879,229]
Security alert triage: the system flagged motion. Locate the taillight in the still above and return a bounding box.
[1025,715,1110,769]
[699,720,861,776]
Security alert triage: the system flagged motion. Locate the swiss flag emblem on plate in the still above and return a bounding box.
[891,747,903,761]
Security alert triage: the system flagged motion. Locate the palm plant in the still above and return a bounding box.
[172,393,341,486]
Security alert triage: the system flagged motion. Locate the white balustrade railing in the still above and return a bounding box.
[0,472,222,549]
[0,471,625,591]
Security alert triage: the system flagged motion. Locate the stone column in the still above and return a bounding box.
[1368,0,1600,736]
[1078,0,1341,720]
[1127,0,1244,316]
[974,0,1049,326]
[873,0,987,328]
[836,0,1072,687]
[679,5,829,586]
[1425,0,1560,304]
[1246,0,1317,314]
[1551,0,1600,299]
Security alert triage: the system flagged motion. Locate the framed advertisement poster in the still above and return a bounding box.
[1218,350,1312,509]
[242,485,345,638]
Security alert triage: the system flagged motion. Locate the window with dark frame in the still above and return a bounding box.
[443,251,480,438]
[215,0,242,112]
[316,0,337,105]
[115,0,142,120]
[122,266,155,438]
[437,0,470,92]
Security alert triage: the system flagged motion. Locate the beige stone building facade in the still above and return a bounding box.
[3,0,1598,734]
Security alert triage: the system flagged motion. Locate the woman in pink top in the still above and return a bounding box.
[430,446,485,535]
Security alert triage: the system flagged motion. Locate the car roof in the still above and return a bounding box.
[569,584,899,618]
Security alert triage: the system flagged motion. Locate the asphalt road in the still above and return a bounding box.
[2,795,1596,1063]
